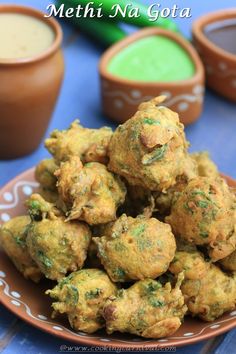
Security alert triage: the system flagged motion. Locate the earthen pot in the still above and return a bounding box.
[192,9,236,102]
[99,28,205,125]
[0,5,64,159]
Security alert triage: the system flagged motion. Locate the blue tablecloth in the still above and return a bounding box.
[0,0,236,353]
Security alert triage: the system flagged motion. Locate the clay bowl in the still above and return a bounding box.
[99,28,205,125]
[0,5,64,159]
[192,9,236,102]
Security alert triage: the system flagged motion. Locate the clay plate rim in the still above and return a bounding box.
[192,8,236,64]
[99,27,204,89]
[0,167,236,349]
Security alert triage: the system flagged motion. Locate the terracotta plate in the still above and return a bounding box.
[0,168,236,349]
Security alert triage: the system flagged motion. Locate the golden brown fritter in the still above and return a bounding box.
[154,155,198,217]
[26,194,91,281]
[35,158,58,191]
[37,188,58,204]
[154,187,178,217]
[103,274,187,338]
[46,269,117,333]
[166,177,236,261]
[93,214,176,282]
[169,244,208,281]
[192,151,219,178]
[45,120,113,164]
[55,156,126,225]
[26,193,60,221]
[35,158,59,203]
[219,250,236,271]
[119,184,154,218]
[85,240,102,269]
[0,216,42,282]
[169,248,236,321]
[108,96,191,192]
[154,152,220,217]
[121,157,196,219]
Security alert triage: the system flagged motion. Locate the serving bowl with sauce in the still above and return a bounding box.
[99,28,205,125]
[0,5,64,159]
[192,9,236,102]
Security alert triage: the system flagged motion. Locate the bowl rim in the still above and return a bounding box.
[99,27,204,88]
[192,8,236,63]
[0,4,62,66]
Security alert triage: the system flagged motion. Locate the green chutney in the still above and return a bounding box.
[108,35,195,82]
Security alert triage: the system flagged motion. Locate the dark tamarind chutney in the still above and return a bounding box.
[204,18,236,55]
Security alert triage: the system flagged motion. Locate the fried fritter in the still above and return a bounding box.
[85,240,102,269]
[154,155,198,217]
[0,216,42,282]
[108,96,190,192]
[35,158,59,203]
[169,248,236,321]
[121,158,196,219]
[26,194,91,280]
[192,151,219,178]
[103,274,187,338]
[46,269,117,333]
[119,184,154,218]
[154,152,219,217]
[169,244,208,281]
[35,158,58,191]
[166,177,236,261]
[37,188,58,204]
[45,120,112,164]
[55,156,126,225]
[219,250,236,272]
[93,214,176,282]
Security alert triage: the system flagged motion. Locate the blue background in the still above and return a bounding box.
[0,1,236,353]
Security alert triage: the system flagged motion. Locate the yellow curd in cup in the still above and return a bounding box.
[0,13,55,59]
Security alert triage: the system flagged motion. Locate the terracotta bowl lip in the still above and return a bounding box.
[192,8,236,63]
[99,27,204,88]
[0,4,63,66]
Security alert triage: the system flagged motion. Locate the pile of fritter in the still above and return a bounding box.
[1,96,236,339]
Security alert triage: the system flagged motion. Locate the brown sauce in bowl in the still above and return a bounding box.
[204,18,236,55]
